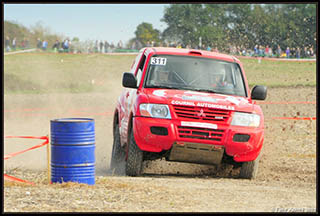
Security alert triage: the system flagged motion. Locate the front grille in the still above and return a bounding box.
[177,126,225,143]
[173,105,230,122]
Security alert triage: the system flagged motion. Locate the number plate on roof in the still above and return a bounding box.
[151,57,167,65]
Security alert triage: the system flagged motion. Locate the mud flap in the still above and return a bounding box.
[168,142,224,165]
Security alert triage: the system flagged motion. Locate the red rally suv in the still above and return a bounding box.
[111,47,267,179]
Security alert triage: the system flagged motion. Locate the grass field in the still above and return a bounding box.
[4,53,316,94]
[240,58,316,87]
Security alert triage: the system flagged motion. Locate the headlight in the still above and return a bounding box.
[139,104,171,119]
[231,112,260,127]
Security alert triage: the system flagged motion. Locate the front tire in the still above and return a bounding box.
[110,124,125,175]
[125,129,144,176]
[239,153,261,179]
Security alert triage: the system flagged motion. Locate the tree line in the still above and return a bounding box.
[4,4,316,54]
[133,4,316,53]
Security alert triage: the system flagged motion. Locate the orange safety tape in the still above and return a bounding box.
[4,107,108,112]
[3,107,47,112]
[4,135,49,186]
[69,111,113,116]
[4,174,35,186]
[4,108,114,117]
[4,136,49,160]
[257,101,316,105]
[271,117,316,120]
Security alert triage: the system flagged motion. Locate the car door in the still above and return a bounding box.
[119,50,147,145]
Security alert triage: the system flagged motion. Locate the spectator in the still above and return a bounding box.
[63,39,69,52]
[265,45,269,57]
[135,40,142,50]
[21,38,26,49]
[296,47,301,59]
[285,47,290,58]
[117,40,123,49]
[309,47,314,57]
[276,45,282,58]
[62,40,65,48]
[5,36,11,52]
[290,47,295,58]
[52,40,60,52]
[302,47,308,58]
[258,45,264,57]
[42,40,48,51]
[12,37,16,51]
[68,40,72,53]
[104,40,109,53]
[268,46,273,57]
[110,42,115,50]
[37,38,42,49]
[241,47,246,56]
[99,40,104,53]
[254,45,259,56]
[94,40,98,53]
[131,40,136,50]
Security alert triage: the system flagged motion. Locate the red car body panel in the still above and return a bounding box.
[115,47,264,163]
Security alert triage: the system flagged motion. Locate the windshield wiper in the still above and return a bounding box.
[147,85,180,90]
[191,88,219,94]
[147,85,226,95]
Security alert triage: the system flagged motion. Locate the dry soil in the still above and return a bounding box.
[3,87,317,212]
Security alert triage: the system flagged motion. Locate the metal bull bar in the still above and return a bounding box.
[168,142,224,165]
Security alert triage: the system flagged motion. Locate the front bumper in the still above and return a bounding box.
[133,116,264,162]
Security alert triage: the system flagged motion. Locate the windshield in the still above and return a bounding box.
[144,55,247,97]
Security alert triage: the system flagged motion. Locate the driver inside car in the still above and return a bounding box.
[211,71,226,88]
[211,67,234,89]
[150,67,171,85]
[158,68,170,83]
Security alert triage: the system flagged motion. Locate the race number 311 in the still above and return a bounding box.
[151,57,167,65]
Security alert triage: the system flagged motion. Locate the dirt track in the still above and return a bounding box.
[3,87,317,212]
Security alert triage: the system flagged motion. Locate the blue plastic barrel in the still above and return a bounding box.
[50,118,95,185]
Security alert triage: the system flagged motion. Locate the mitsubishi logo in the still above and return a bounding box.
[197,109,206,118]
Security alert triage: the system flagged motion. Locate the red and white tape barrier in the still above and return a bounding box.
[4,136,49,185]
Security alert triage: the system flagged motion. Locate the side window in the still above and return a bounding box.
[136,69,143,87]
[135,54,147,87]
[233,64,247,97]
[130,52,143,74]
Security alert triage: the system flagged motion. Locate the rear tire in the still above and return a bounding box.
[125,129,144,176]
[110,124,125,175]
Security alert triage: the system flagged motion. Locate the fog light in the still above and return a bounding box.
[150,126,168,136]
[233,134,250,142]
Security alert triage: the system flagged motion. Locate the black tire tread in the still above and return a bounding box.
[125,130,143,176]
[110,124,125,175]
[239,153,261,179]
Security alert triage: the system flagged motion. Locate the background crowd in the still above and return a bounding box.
[4,36,142,54]
[4,35,316,59]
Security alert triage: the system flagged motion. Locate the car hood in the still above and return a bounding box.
[143,88,254,112]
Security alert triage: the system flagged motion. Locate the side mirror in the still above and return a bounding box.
[122,72,137,89]
[251,85,267,100]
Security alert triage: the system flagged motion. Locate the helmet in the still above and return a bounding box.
[212,71,225,82]
[157,66,170,74]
